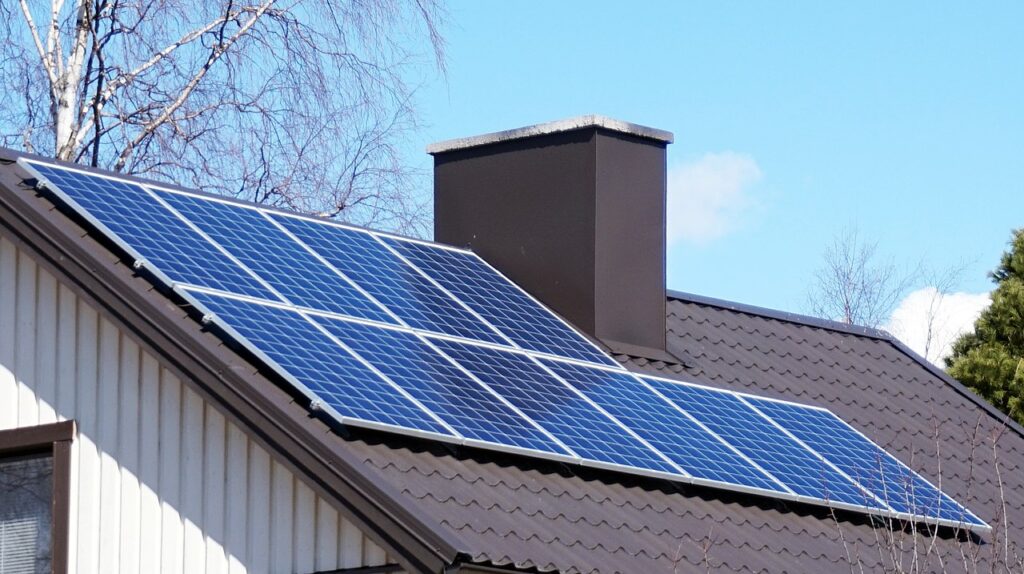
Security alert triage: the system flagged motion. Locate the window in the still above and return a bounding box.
[0,422,73,574]
[0,455,52,573]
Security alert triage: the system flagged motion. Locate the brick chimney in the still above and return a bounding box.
[428,115,673,355]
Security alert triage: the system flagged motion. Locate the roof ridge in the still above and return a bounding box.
[666,289,892,340]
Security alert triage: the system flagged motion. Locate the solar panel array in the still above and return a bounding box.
[19,158,989,532]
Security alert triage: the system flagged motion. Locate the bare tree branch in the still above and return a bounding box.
[113,0,276,171]
[1,0,444,234]
[17,0,56,86]
[807,226,920,328]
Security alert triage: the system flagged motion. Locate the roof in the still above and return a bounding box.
[1,148,1021,573]
[333,292,1024,572]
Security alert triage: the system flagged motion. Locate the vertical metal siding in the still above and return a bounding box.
[0,237,397,574]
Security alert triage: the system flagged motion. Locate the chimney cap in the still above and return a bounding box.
[426,114,674,155]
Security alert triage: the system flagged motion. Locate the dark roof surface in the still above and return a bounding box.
[338,292,1024,573]
[4,149,1022,573]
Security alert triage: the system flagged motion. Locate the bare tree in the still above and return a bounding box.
[807,227,919,328]
[0,0,444,234]
[910,263,972,364]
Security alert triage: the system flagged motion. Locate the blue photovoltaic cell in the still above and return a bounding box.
[383,237,618,367]
[430,338,677,473]
[273,214,506,344]
[312,317,569,454]
[542,361,785,492]
[26,162,275,299]
[188,290,450,435]
[745,397,984,525]
[644,378,878,507]
[158,191,394,324]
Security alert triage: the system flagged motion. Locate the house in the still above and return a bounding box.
[0,116,1020,574]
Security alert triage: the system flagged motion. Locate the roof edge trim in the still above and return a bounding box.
[667,289,892,339]
[668,289,1024,440]
[885,337,1024,439]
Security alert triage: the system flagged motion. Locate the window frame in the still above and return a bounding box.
[0,421,74,574]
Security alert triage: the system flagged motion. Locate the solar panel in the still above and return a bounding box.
[158,190,396,324]
[644,377,880,507]
[311,316,570,455]
[429,338,680,476]
[382,236,619,367]
[743,396,986,526]
[25,161,276,299]
[542,360,787,493]
[187,289,452,436]
[272,213,507,344]
[17,157,989,532]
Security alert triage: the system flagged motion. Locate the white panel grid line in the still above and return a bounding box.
[523,354,692,479]
[409,332,585,462]
[182,284,345,313]
[371,233,520,348]
[144,186,293,304]
[84,171,481,257]
[592,370,993,530]
[194,269,579,462]
[260,211,408,327]
[19,159,184,297]
[24,156,622,369]
[626,369,835,413]
[785,401,987,528]
[188,288,588,468]
[735,395,894,512]
[728,383,986,527]
[19,156,990,534]
[295,310,465,439]
[632,376,798,496]
[21,158,179,195]
[192,284,586,464]
[172,286,459,445]
[450,245,626,370]
[180,284,623,372]
[634,372,920,516]
[270,209,478,256]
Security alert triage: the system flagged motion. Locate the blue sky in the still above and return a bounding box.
[402,2,1023,324]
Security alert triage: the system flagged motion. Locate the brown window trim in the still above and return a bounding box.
[0,420,75,574]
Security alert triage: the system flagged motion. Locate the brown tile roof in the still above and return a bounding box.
[5,148,1019,572]
[339,292,1024,573]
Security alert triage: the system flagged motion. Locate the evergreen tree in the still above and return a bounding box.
[947,229,1024,425]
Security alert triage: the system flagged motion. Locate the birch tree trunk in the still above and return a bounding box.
[0,0,445,234]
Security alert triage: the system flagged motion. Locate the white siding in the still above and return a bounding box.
[0,237,397,574]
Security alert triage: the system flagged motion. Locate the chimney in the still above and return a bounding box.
[428,115,673,355]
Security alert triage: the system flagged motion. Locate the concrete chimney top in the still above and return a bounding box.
[426,115,674,155]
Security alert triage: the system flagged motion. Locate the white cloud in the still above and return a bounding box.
[666,152,762,245]
[885,287,991,365]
